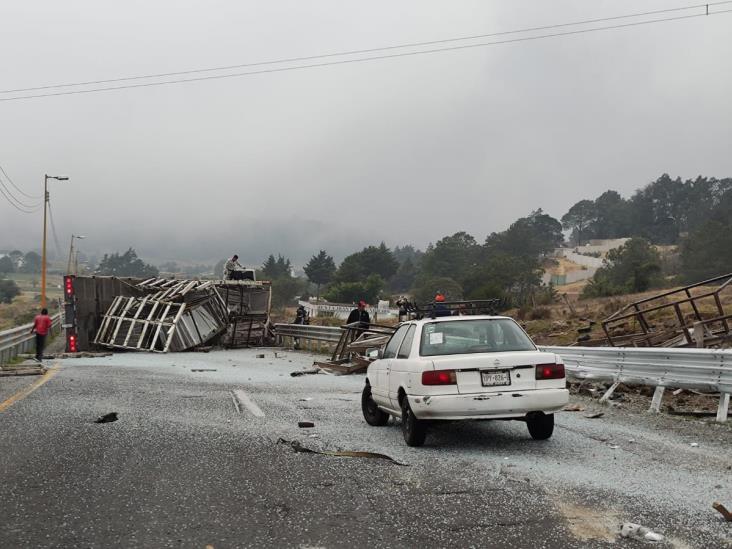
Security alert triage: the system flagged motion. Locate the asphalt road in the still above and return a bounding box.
[1,349,731,548]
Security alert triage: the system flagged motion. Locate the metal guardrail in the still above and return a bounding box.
[274,323,342,344]
[542,345,732,422]
[0,313,62,365]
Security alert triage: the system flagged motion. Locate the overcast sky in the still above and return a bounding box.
[1,0,731,267]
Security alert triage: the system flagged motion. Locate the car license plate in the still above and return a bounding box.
[481,370,511,387]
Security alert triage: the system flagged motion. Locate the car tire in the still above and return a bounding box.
[362,384,389,426]
[526,412,554,440]
[400,397,427,447]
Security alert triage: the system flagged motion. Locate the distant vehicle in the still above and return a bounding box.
[361,315,569,446]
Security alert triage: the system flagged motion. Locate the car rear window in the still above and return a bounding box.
[419,319,536,356]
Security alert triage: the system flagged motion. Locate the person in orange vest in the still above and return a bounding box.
[30,308,52,362]
[434,293,451,317]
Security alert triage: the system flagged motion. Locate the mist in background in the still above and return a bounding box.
[1,0,731,266]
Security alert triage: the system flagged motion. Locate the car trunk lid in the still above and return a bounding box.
[432,351,557,394]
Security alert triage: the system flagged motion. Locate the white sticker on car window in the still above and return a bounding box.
[429,332,444,345]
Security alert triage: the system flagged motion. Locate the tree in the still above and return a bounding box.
[561,200,596,246]
[389,256,418,293]
[0,256,14,275]
[303,250,336,302]
[261,254,292,280]
[271,276,304,309]
[591,190,631,239]
[679,193,732,282]
[0,279,20,303]
[20,251,42,274]
[582,238,662,298]
[392,245,424,266]
[334,243,398,283]
[488,210,563,259]
[96,248,159,277]
[420,232,480,280]
[8,250,23,269]
[324,274,384,304]
[412,276,463,304]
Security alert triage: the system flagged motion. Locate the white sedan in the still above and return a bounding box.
[362,315,569,446]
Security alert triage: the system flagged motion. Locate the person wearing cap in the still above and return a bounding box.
[347,300,371,329]
[434,293,451,317]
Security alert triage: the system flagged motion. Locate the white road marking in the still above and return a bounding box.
[233,389,265,417]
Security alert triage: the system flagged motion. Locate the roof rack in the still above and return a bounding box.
[397,298,505,320]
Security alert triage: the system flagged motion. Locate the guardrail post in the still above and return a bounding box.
[649,386,665,413]
[599,381,620,403]
[717,393,730,422]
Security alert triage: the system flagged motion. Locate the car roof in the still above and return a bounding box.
[403,315,514,326]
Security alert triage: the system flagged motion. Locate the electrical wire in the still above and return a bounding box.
[1,8,730,103]
[0,176,42,211]
[0,163,42,199]
[2,1,730,96]
[0,181,41,213]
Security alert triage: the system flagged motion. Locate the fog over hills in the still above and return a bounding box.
[2,1,731,267]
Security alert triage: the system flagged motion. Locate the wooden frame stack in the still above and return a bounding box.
[94,278,229,353]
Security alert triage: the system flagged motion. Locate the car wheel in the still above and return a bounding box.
[526,412,554,440]
[362,384,389,426]
[400,397,427,447]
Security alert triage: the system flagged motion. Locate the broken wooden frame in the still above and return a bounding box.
[94,278,229,352]
[217,280,273,348]
[312,322,397,374]
[602,273,732,348]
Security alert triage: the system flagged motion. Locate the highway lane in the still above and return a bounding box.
[1,349,731,548]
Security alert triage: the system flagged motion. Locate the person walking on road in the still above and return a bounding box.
[30,308,52,363]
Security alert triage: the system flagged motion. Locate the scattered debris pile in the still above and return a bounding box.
[94,277,272,353]
[314,322,396,374]
[602,273,732,348]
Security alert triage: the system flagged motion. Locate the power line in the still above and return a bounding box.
[0,175,42,211]
[0,180,41,213]
[2,1,730,95]
[1,7,731,102]
[0,162,42,199]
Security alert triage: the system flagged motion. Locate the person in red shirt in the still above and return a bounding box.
[30,308,52,362]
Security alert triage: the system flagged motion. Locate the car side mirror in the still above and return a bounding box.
[367,348,382,360]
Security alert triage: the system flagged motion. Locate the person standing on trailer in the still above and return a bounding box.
[224,254,244,280]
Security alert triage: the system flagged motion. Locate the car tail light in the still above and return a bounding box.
[68,333,78,353]
[535,363,565,380]
[422,369,457,385]
[64,275,74,297]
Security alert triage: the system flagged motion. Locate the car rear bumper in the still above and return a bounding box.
[408,388,569,420]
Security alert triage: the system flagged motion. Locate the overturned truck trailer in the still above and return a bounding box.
[63,275,272,353]
[94,279,229,352]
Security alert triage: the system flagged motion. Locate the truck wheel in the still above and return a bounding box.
[526,412,554,440]
[362,384,389,426]
[401,397,426,447]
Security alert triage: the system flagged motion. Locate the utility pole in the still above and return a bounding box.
[41,174,69,308]
[67,234,85,275]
